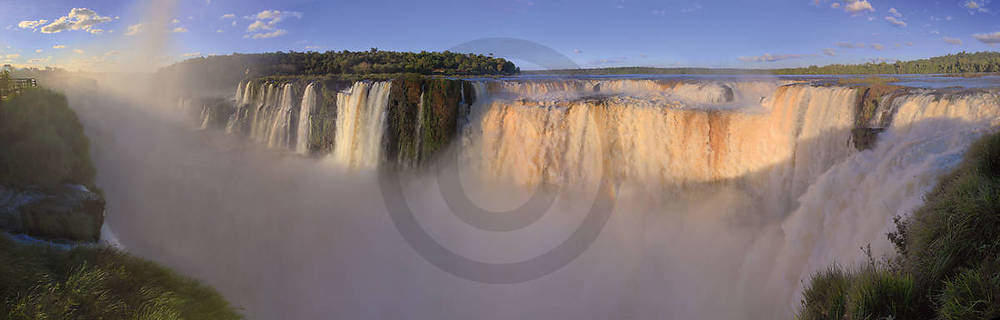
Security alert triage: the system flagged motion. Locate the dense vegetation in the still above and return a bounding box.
[524,52,1000,76]
[0,234,241,319]
[0,88,95,190]
[798,131,1000,320]
[521,67,772,75]
[775,51,1000,75]
[156,49,518,96]
[161,49,517,79]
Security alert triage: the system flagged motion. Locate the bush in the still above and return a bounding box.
[798,266,851,320]
[0,234,241,319]
[0,88,96,189]
[847,268,916,319]
[937,261,1000,320]
[798,131,1000,320]
[906,132,1000,291]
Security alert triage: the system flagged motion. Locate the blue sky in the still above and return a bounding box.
[1,0,999,71]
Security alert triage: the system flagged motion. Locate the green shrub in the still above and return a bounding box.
[906,132,1000,291]
[0,234,241,319]
[0,88,96,189]
[937,261,1000,320]
[847,268,917,319]
[798,266,851,320]
[798,131,1000,320]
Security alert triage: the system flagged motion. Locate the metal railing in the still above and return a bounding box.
[0,78,37,100]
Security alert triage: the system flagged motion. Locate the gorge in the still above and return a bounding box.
[128,75,1000,318]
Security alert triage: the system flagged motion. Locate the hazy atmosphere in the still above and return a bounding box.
[2,0,1000,319]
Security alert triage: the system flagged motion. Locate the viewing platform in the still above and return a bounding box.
[0,78,37,101]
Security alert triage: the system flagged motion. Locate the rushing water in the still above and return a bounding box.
[296,83,318,154]
[330,81,392,169]
[144,77,1000,318]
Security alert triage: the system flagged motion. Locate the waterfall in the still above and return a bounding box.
[330,81,392,169]
[462,82,856,195]
[756,90,1000,316]
[175,78,1000,318]
[296,83,317,154]
[265,83,296,149]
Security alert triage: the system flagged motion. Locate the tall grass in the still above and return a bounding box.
[0,234,241,319]
[797,131,1000,320]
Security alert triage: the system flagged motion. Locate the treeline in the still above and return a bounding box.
[522,67,772,75]
[162,49,518,78]
[775,51,1000,75]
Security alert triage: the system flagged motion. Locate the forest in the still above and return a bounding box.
[774,51,1000,75]
[161,49,519,78]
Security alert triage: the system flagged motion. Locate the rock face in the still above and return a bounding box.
[0,185,105,242]
[385,78,474,166]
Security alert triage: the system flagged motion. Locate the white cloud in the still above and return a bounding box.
[244,10,301,39]
[963,0,990,14]
[216,29,224,33]
[172,27,188,33]
[844,0,874,14]
[221,13,236,19]
[931,30,941,35]
[5,54,20,59]
[885,16,907,27]
[888,7,902,17]
[737,53,811,62]
[53,45,66,49]
[871,43,884,50]
[835,41,866,48]
[830,2,841,8]
[247,20,270,32]
[972,31,1000,44]
[943,36,963,45]
[17,19,48,30]
[249,29,287,39]
[125,23,143,36]
[822,48,836,56]
[37,8,113,34]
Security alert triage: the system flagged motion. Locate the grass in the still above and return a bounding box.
[0,233,241,319]
[797,131,1000,320]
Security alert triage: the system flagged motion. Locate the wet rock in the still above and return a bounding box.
[0,184,105,242]
[851,127,885,151]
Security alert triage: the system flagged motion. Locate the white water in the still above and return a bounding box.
[330,81,392,169]
[121,78,1000,319]
[296,83,318,154]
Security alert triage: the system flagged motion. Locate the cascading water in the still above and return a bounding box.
[461,82,856,196]
[178,78,999,318]
[330,81,392,169]
[264,83,296,149]
[296,83,318,154]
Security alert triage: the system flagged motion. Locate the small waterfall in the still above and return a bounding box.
[199,104,211,129]
[296,83,317,154]
[266,83,297,149]
[330,81,392,169]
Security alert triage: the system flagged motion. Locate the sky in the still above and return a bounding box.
[1,0,1000,71]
